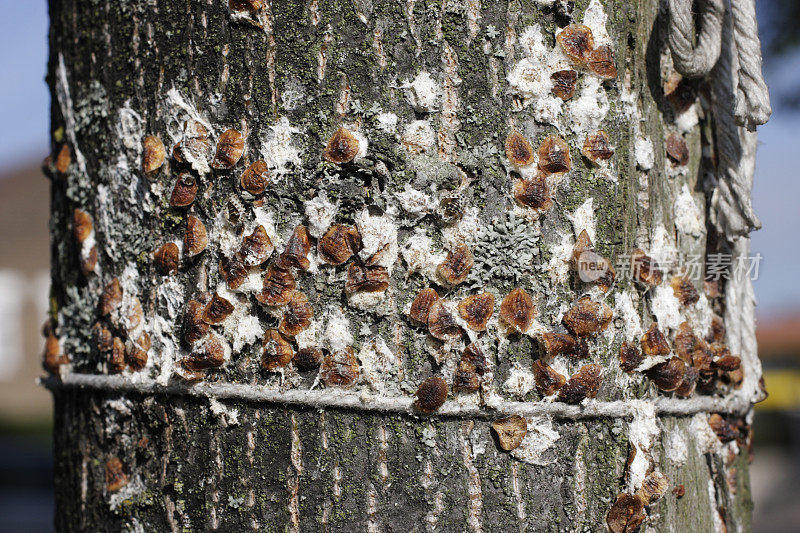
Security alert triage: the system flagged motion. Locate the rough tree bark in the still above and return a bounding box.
[44,0,766,531]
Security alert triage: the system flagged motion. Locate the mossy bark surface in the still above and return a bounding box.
[48,0,755,531]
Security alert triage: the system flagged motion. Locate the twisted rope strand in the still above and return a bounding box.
[730,0,772,129]
[42,373,758,420]
[668,0,725,78]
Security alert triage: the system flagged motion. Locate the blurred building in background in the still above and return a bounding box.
[0,163,51,424]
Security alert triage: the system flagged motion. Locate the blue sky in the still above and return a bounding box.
[0,2,797,318]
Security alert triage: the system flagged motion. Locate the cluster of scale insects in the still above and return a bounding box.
[40,13,752,521]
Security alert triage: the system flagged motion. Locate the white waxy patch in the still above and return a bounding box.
[108,476,145,511]
[259,117,302,176]
[394,184,438,219]
[546,233,573,284]
[627,401,659,492]
[351,129,369,161]
[509,416,561,465]
[304,192,337,239]
[324,307,354,354]
[674,184,704,236]
[567,198,597,242]
[567,77,610,135]
[635,136,654,170]
[692,413,722,454]
[401,120,436,153]
[687,294,713,339]
[117,102,144,153]
[666,428,688,466]
[649,224,678,267]
[400,231,445,281]
[503,363,536,398]
[650,285,684,332]
[209,398,240,426]
[582,0,611,46]
[402,71,441,112]
[359,337,397,393]
[294,319,321,350]
[614,291,643,342]
[355,208,399,272]
[376,112,398,133]
[441,206,482,248]
[507,25,568,120]
[348,290,394,316]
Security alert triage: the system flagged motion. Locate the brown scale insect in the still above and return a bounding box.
[606,493,646,533]
[630,249,663,286]
[415,376,448,413]
[462,342,488,375]
[294,347,323,371]
[43,334,68,373]
[211,129,245,170]
[182,334,226,372]
[437,242,474,286]
[691,340,715,373]
[170,173,199,207]
[105,457,129,493]
[109,337,127,374]
[453,360,480,393]
[318,224,361,265]
[99,278,123,316]
[142,135,166,173]
[257,265,297,306]
[512,175,553,211]
[323,127,359,164]
[713,353,741,372]
[675,365,699,397]
[345,263,390,294]
[708,413,739,443]
[154,242,180,274]
[665,74,696,113]
[409,288,440,325]
[184,215,208,256]
[229,0,264,12]
[427,299,463,340]
[636,471,669,505]
[551,69,578,100]
[571,230,594,265]
[673,321,698,363]
[538,135,571,174]
[582,130,615,163]
[588,45,617,79]
[126,331,151,371]
[492,415,528,451]
[562,297,613,337]
[619,342,644,372]
[557,24,595,64]
[240,225,273,266]
[505,130,535,167]
[261,329,294,371]
[202,292,235,325]
[647,357,687,392]
[458,292,495,332]
[640,323,671,356]
[707,315,726,343]
[240,160,270,195]
[219,254,249,290]
[124,297,144,334]
[55,144,71,175]
[500,287,535,333]
[183,300,210,344]
[540,332,589,359]
[276,225,312,270]
[558,364,602,404]
[666,132,689,166]
[92,322,114,353]
[670,275,699,306]
[532,360,566,396]
[279,290,314,336]
[673,485,685,498]
[320,347,360,388]
[73,209,93,243]
[80,246,98,276]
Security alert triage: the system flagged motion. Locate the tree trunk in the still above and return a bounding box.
[45,0,765,531]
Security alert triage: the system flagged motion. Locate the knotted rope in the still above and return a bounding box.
[669,0,771,237]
